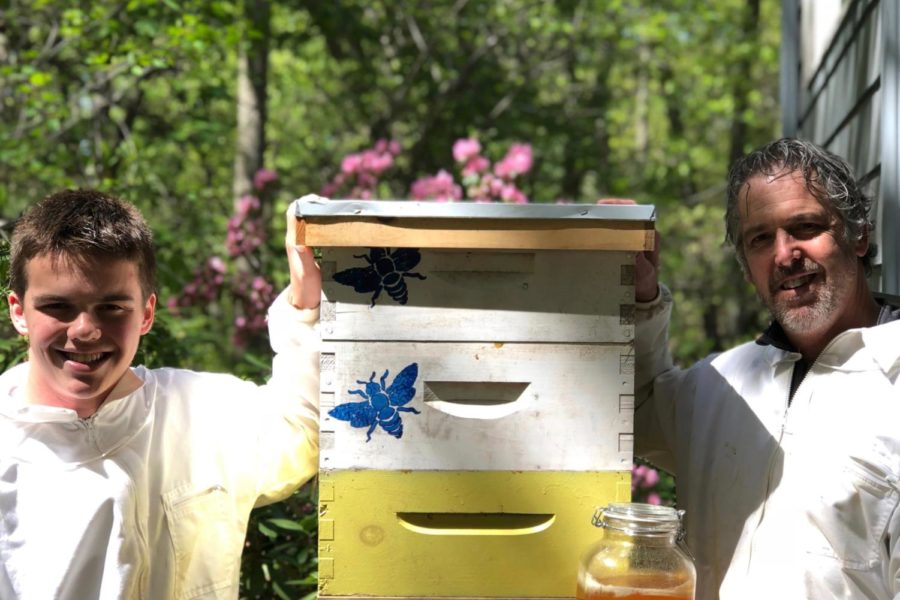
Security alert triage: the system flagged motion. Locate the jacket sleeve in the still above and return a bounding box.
[634,284,682,474]
[251,287,320,507]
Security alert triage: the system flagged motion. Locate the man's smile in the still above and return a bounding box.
[780,273,817,290]
[770,261,823,298]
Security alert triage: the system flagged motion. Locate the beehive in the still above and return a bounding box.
[294,199,656,600]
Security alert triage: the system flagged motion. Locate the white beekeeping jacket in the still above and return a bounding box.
[0,291,319,600]
[635,285,900,599]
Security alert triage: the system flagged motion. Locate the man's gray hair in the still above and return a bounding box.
[724,137,874,273]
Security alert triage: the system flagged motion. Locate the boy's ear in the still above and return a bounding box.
[8,292,28,336]
[140,294,157,335]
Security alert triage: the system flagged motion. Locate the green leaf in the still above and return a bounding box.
[272,581,291,600]
[28,72,52,87]
[267,518,306,532]
[258,521,278,539]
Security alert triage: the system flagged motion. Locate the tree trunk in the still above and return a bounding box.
[728,0,766,336]
[233,0,270,212]
[728,0,761,166]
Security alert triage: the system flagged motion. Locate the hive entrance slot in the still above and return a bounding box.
[422,381,531,419]
[396,512,555,536]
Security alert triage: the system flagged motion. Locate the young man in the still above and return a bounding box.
[0,189,322,599]
[634,138,900,598]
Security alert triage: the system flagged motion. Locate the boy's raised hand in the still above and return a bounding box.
[285,197,322,310]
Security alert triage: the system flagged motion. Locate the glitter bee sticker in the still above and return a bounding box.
[329,363,420,441]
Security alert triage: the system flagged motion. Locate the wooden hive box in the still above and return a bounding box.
[294,199,656,600]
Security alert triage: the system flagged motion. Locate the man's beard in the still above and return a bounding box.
[760,257,848,335]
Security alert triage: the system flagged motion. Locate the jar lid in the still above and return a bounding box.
[592,502,684,534]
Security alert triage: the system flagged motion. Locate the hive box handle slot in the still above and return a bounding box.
[396,512,555,536]
[423,382,531,419]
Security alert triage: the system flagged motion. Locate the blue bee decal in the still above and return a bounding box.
[328,363,421,442]
[333,248,427,306]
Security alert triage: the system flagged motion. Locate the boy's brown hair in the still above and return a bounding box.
[9,189,157,300]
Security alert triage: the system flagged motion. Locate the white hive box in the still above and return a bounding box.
[294,199,655,600]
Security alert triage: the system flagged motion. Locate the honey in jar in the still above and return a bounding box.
[576,503,696,600]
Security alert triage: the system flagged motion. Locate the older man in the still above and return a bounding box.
[635,138,900,598]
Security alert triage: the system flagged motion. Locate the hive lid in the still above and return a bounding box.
[293,198,656,251]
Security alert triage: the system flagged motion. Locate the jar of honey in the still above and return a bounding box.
[576,502,695,600]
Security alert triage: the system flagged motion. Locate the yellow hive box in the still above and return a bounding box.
[317,470,631,598]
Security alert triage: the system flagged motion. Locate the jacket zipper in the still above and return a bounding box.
[887,475,900,494]
[79,414,100,451]
[747,350,817,573]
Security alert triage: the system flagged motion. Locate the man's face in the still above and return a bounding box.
[8,254,155,414]
[739,170,867,338]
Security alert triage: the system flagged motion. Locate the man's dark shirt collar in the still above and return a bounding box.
[756,320,794,352]
[756,300,900,352]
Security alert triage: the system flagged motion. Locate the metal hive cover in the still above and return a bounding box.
[294,197,656,222]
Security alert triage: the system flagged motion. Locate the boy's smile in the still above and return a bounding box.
[8,254,156,417]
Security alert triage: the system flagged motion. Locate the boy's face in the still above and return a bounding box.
[7,253,156,414]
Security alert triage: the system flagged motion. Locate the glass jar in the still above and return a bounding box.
[576,502,696,600]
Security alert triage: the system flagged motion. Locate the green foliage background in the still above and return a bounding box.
[1,1,780,596]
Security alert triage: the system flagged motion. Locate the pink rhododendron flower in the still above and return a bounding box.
[227,196,265,257]
[640,467,660,489]
[326,140,402,198]
[632,463,662,491]
[453,138,482,163]
[236,195,260,216]
[632,464,647,491]
[341,154,363,174]
[172,254,230,312]
[500,183,528,204]
[646,492,662,505]
[485,174,504,197]
[360,150,394,175]
[410,170,462,201]
[356,172,377,188]
[494,143,533,178]
[253,168,278,190]
[462,155,490,176]
[208,256,226,273]
[372,138,402,156]
[320,182,339,197]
